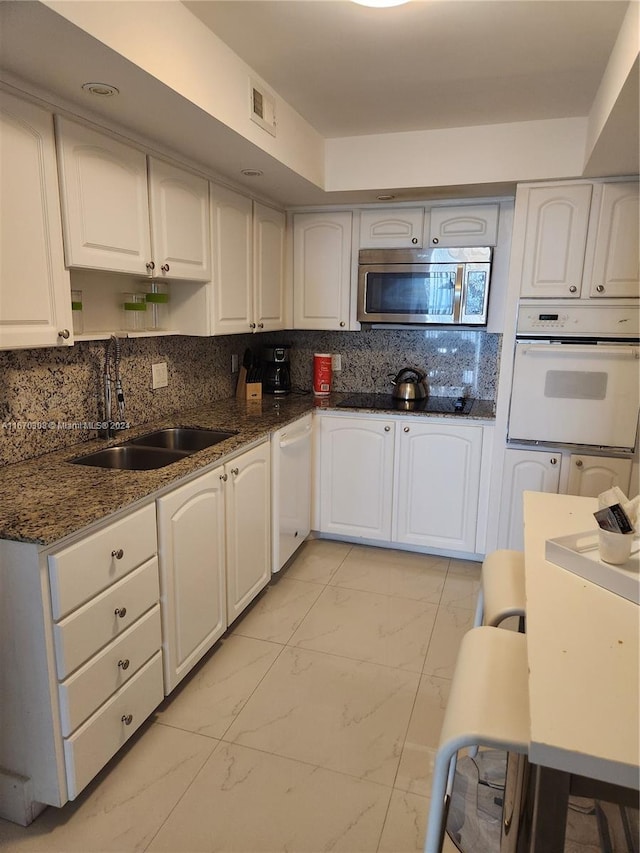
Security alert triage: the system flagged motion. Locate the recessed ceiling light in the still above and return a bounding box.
[81,82,119,97]
[377,194,396,201]
[352,0,410,7]
[240,168,264,177]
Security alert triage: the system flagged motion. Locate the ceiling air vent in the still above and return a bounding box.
[250,78,276,137]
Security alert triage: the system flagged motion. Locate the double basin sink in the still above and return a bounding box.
[71,427,237,471]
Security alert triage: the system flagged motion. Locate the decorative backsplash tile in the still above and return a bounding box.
[0,329,500,466]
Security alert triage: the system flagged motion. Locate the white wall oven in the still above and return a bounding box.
[508,303,639,451]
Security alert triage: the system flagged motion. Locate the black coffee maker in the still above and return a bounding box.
[262,345,291,395]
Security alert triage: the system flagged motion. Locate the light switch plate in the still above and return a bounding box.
[332,354,342,372]
[152,362,168,389]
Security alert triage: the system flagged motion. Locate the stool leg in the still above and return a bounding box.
[424,747,456,853]
[473,587,484,628]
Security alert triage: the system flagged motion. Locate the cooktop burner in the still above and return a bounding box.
[337,394,474,415]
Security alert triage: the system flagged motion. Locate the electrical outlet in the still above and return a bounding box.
[231,353,239,373]
[332,353,342,372]
[152,362,168,389]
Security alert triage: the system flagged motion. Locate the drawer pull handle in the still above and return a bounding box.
[114,607,127,618]
[121,714,133,726]
[111,549,124,560]
[118,659,130,670]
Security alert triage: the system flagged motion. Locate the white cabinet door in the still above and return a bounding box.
[498,449,561,551]
[156,469,226,693]
[566,454,632,498]
[586,182,639,298]
[148,158,211,282]
[0,92,73,349]
[394,422,483,551]
[428,204,499,247]
[519,184,592,298]
[210,184,253,334]
[359,208,424,248]
[225,442,271,623]
[293,211,352,330]
[55,117,152,275]
[319,415,395,540]
[253,202,286,332]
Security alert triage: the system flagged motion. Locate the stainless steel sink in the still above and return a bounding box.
[127,427,237,452]
[70,427,238,470]
[71,445,190,470]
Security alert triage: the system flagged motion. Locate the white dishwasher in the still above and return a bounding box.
[271,413,313,572]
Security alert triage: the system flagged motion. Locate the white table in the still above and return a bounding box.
[522,491,639,850]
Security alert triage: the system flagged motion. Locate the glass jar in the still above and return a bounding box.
[71,289,83,335]
[122,292,147,332]
[145,281,169,331]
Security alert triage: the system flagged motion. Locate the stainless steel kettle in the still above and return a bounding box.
[390,368,428,401]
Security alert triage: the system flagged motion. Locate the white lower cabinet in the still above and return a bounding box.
[565,453,632,498]
[319,415,395,540]
[156,469,226,693]
[498,449,561,551]
[394,421,483,552]
[318,414,485,554]
[225,441,271,623]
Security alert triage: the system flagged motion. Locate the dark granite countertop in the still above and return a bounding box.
[0,393,494,546]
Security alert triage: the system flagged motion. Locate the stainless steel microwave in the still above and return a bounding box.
[357,247,492,326]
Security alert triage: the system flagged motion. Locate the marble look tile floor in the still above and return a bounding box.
[0,540,477,852]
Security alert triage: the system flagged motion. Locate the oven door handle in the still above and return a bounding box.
[518,344,639,359]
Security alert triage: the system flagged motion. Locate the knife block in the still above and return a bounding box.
[236,367,262,401]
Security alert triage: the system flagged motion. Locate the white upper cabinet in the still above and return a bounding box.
[148,158,211,282]
[253,202,286,332]
[55,117,211,281]
[585,182,639,298]
[293,211,353,330]
[210,183,253,334]
[428,203,499,247]
[0,92,73,349]
[518,180,639,299]
[56,117,152,276]
[359,208,424,248]
[519,184,593,298]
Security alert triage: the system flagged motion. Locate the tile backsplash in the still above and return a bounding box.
[0,328,500,466]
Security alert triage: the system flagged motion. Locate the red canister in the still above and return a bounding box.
[313,353,332,396]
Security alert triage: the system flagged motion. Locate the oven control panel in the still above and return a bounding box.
[517,302,639,338]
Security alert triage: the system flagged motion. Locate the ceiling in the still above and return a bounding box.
[0,0,636,206]
[184,0,629,138]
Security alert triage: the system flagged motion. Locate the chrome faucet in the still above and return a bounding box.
[101,335,126,438]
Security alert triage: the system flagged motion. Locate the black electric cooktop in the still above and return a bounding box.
[337,394,475,415]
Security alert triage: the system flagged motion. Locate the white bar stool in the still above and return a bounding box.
[473,549,526,629]
[423,626,530,853]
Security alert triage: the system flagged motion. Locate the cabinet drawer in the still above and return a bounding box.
[58,606,162,737]
[63,652,164,800]
[53,558,159,680]
[49,503,156,620]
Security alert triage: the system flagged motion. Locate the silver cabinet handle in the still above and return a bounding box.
[111,548,124,560]
[575,459,583,468]
[432,237,439,244]
[550,458,558,466]
[230,467,239,476]
[161,263,170,273]
[220,473,228,482]
[339,321,346,327]
[118,659,130,670]
[249,323,256,329]
[569,286,577,293]
[403,426,410,433]
[58,329,70,339]
[114,607,127,618]
[121,714,133,725]
[146,261,155,273]
[384,425,391,432]
[596,285,605,293]
[257,322,264,329]
[411,237,418,244]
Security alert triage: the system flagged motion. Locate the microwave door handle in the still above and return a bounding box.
[453,265,463,322]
